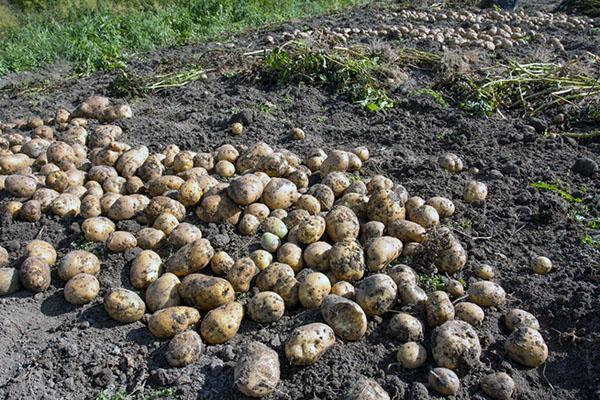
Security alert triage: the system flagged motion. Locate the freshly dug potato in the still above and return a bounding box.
[137,227,165,250]
[106,231,137,253]
[463,180,488,203]
[236,142,273,173]
[387,264,418,287]
[168,223,202,249]
[431,320,481,371]
[366,175,392,194]
[5,174,37,198]
[409,205,440,228]
[180,274,235,310]
[0,268,20,295]
[24,240,56,266]
[250,250,272,271]
[366,236,402,272]
[298,272,331,309]
[428,367,460,396]
[388,313,424,342]
[261,178,297,210]
[257,152,289,177]
[238,214,260,236]
[302,241,331,272]
[426,291,455,327]
[147,176,184,197]
[115,145,148,178]
[505,327,548,368]
[438,153,463,173]
[193,152,214,170]
[294,216,325,244]
[445,279,465,298]
[248,291,285,324]
[330,281,355,299]
[325,206,360,242]
[207,252,234,276]
[245,203,270,222]
[261,217,288,239]
[504,309,540,332]
[308,184,335,211]
[148,306,201,339]
[359,221,385,245]
[166,239,214,276]
[276,243,303,272]
[454,302,485,326]
[166,330,204,368]
[215,160,235,177]
[172,150,195,173]
[130,250,162,289]
[45,170,70,192]
[398,283,428,307]
[329,239,365,282]
[296,194,321,215]
[356,274,397,316]
[367,189,405,225]
[0,246,9,268]
[346,154,362,172]
[64,273,100,304]
[321,294,367,341]
[227,257,258,292]
[272,275,299,309]
[19,199,42,224]
[397,342,427,369]
[145,272,181,312]
[153,212,179,235]
[532,256,552,275]
[103,175,127,194]
[234,341,280,398]
[3,201,22,218]
[145,196,186,223]
[320,150,349,176]
[427,197,455,218]
[255,262,295,292]
[322,171,351,197]
[468,281,506,307]
[196,191,241,225]
[434,241,468,274]
[104,288,146,323]
[352,146,369,162]
[0,153,33,174]
[58,250,100,281]
[283,209,309,230]
[200,301,244,344]
[334,193,368,220]
[51,193,81,217]
[475,264,495,280]
[82,217,115,242]
[227,174,263,206]
[480,372,515,400]
[32,188,60,212]
[344,377,390,400]
[285,323,336,365]
[80,195,101,218]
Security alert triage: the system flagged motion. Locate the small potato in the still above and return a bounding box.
[234,341,280,398]
[20,257,51,293]
[438,153,463,173]
[5,174,38,198]
[58,250,100,281]
[355,274,397,316]
[398,283,428,307]
[505,327,548,368]
[397,342,427,369]
[480,372,515,400]
[504,309,540,332]
[296,194,321,215]
[434,241,468,273]
[148,306,201,339]
[130,250,162,289]
[104,288,146,323]
[427,197,455,218]
[285,322,335,365]
[64,273,99,304]
[468,281,506,307]
[387,264,418,287]
[245,203,270,221]
[352,146,369,162]
[179,274,234,310]
[261,232,281,253]
[329,239,365,283]
[262,217,288,239]
[3,201,22,218]
[145,272,181,312]
[248,291,285,323]
[308,184,335,211]
[231,122,244,135]
[344,377,389,400]
[153,212,179,235]
[428,368,460,396]
[228,174,264,205]
[215,160,235,177]
[25,240,57,266]
[388,313,423,342]
[299,272,331,309]
[426,291,455,327]
[475,264,495,280]
[200,301,244,344]
[51,193,81,217]
[325,206,360,242]
[0,246,9,267]
[82,217,115,242]
[431,320,481,371]
[366,236,402,272]
[168,223,202,249]
[166,330,204,368]
[277,243,303,272]
[261,178,297,210]
[239,213,261,236]
[211,251,235,275]
[330,281,354,299]
[255,262,295,292]
[166,239,214,276]
[250,250,272,271]
[227,257,258,292]
[532,256,552,275]
[137,228,165,250]
[367,189,405,225]
[0,268,20,295]
[409,205,440,228]
[321,294,367,341]
[302,241,331,272]
[106,231,137,253]
[360,221,385,245]
[455,302,485,326]
[463,180,488,203]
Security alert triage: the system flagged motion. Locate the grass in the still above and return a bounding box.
[555,0,600,17]
[109,65,208,97]
[419,272,445,291]
[0,0,368,77]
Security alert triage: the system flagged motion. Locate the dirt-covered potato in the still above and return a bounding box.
[115,145,148,178]
[196,191,241,225]
[145,272,181,312]
[148,306,201,338]
[438,153,463,173]
[397,283,428,307]
[505,327,548,367]
[344,377,389,400]
[248,291,285,324]
[463,180,488,203]
[455,302,484,326]
[180,274,235,310]
[104,288,145,323]
[396,342,427,369]
[427,197,455,218]
[32,188,60,212]
[296,194,321,215]
[0,246,9,268]
[431,320,481,371]
[359,221,385,245]
[63,273,100,304]
[245,203,270,222]
[308,184,335,211]
[367,189,405,225]
[226,174,263,206]
[0,268,20,295]
[250,250,272,271]
[136,227,165,250]
[145,196,186,224]
[426,291,455,327]
[480,372,515,400]
[130,250,162,289]
[3,201,22,218]
[238,214,260,236]
[320,150,349,176]
[152,212,179,235]
[24,240,56,266]
[166,330,203,368]
[81,217,115,242]
[200,301,244,344]
[291,216,322,244]
[531,256,552,275]
[298,272,331,309]
[5,174,38,198]
[19,257,51,293]
[428,367,460,396]
[105,231,137,253]
[504,309,540,332]
[215,160,235,177]
[285,322,336,365]
[405,196,425,220]
[356,274,397,316]
[366,236,402,272]
[234,341,280,398]
[446,279,465,298]
[0,153,34,174]
[172,150,195,173]
[334,193,368,220]
[468,281,506,307]
[388,312,424,342]
[386,265,417,288]
[261,178,297,210]
[58,250,100,281]
[283,209,310,230]
[17,200,41,223]
[166,239,214,276]
[272,275,299,309]
[255,262,295,292]
[474,264,495,280]
[352,146,369,162]
[330,281,354,299]
[274,243,301,272]
[168,223,202,249]
[79,195,100,218]
[227,257,258,292]
[346,153,362,172]
[325,205,360,242]
[434,240,468,274]
[50,193,81,217]
[302,241,331,272]
[322,171,350,197]
[321,294,367,341]
[409,205,440,228]
[329,239,365,282]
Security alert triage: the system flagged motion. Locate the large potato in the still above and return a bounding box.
[365,236,402,272]
[58,250,100,281]
[115,145,148,178]
[425,291,455,327]
[321,294,367,341]
[261,178,297,210]
[147,176,185,197]
[196,191,241,225]
[200,301,244,344]
[431,320,481,371]
[468,281,506,307]
[504,309,540,332]
[248,291,285,324]
[0,268,20,295]
[329,239,365,282]
[325,205,360,242]
[228,174,264,205]
[257,152,288,177]
[296,216,326,244]
[302,241,331,272]
[388,312,423,342]
[19,257,50,293]
[64,273,100,304]
[130,250,162,289]
[25,240,57,266]
[0,153,34,174]
[5,174,37,198]
[355,274,397,316]
[180,274,234,310]
[298,272,331,309]
[104,288,145,323]
[145,272,181,312]
[166,330,204,368]
[367,189,405,225]
[148,306,201,339]
[285,323,335,365]
[227,257,258,292]
[505,327,548,368]
[166,239,214,276]
[234,341,280,398]
[82,217,115,242]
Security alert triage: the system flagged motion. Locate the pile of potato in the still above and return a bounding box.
[0,96,549,398]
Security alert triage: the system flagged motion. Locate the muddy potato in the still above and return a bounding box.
[404,196,425,219]
[19,257,51,293]
[166,239,214,276]
[235,142,273,173]
[174,178,202,206]
[397,283,428,307]
[167,223,201,249]
[58,250,100,281]
[325,206,360,242]
[531,256,552,275]
[386,265,418,288]
[359,221,385,245]
[248,291,285,323]
[329,239,365,283]
[5,174,38,198]
[250,250,272,272]
[115,145,148,178]
[105,231,136,253]
[468,281,506,307]
[454,302,484,326]
[504,309,539,332]
[193,152,213,170]
[0,153,33,174]
[255,262,295,292]
[238,214,260,236]
[322,171,351,197]
[480,372,515,400]
[82,216,115,242]
[409,205,440,228]
[463,180,488,203]
[64,273,100,305]
[145,196,186,223]
[426,291,455,327]
[137,227,165,250]
[334,193,368,220]
[206,252,234,276]
[475,264,495,280]
[196,191,241,225]
[148,176,184,197]
[435,241,468,273]
[245,203,270,222]
[351,146,369,162]
[180,274,235,310]
[344,377,389,400]
[388,313,424,342]
[103,176,127,194]
[505,327,548,368]
[153,212,179,235]
[446,279,465,297]
[234,341,280,398]
[0,268,20,295]
[272,275,299,308]
[427,196,455,218]
[213,160,234,177]
[257,152,289,177]
[45,170,70,193]
[261,178,297,210]
[298,272,331,309]
[330,281,355,299]
[20,200,41,222]
[438,153,463,173]
[227,174,263,206]
[296,194,321,215]
[80,195,101,218]
[172,150,195,173]
[146,272,181,312]
[367,189,405,225]
[200,301,244,344]
[431,320,481,371]
[307,184,335,211]
[31,188,59,212]
[283,209,309,230]
[356,274,397,316]
[166,330,204,368]
[429,367,460,396]
[302,241,331,272]
[276,243,303,272]
[227,257,258,292]
[285,322,335,365]
[396,342,427,369]
[321,294,367,341]
[0,246,8,268]
[103,288,145,322]
[366,236,402,272]
[148,306,201,339]
[51,193,81,217]
[320,150,349,176]
[130,250,163,289]
[269,208,287,220]
[23,240,56,266]
[296,216,326,244]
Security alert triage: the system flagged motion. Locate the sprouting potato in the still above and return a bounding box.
[321,294,367,341]
[130,250,163,289]
[427,196,455,218]
[468,281,506,307]
[463,180,488,203]
[299,272,331,309]
[302,241,332,272]
[329,239,365,282]
[19,257,51,293]
[148,306,201,339]
[200,301,244,344]
[398,283,428,307]
[396,342,427,369]
[137,227,166,250]
[58,250,100,281]
[145,272,181,312]
[505,327,548,368]
[104,288,146,323]
[250,250,272,271]
[365,236,402,272]
[166,330,204,368]
[480,372,515,400]
[168,223,202,248]
[409,205,440,228]
[234,342,281,398]
[367,189,405,225]
[0,268,20,295]
[438,153,463,173]
[359,221,385,245]
[106,231,137,253]
[180,274,235,310]
[277,243,304,272]
[81,216,115,242]
[426,291,455,327]
[285,322,336,365]
[308,184,335,211]
[227,257,258,292]
[325,205,360,242]
[25,240,57,266]
[356,274,397,316]
[166,239,214,276]
[532,256,552,275]
[388,313,424,342]
[330,281,355,299]
[431,320,481,371]
[428,367,460,396]
[64,273,100,305]
[455,302,485,326]
[248,291,285,324]
[504,309,540,332]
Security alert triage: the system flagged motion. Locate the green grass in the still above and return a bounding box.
[419,272,445,291]
[0,0,368,77]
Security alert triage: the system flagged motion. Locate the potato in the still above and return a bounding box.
[325,206,360,242]
[272,275,299,309]
[446,279,465,297]
[434,241,468,274]
[24,240,56,266]
[287,169,309,190]
[438,153,463,173]
[238,214,260,236]
[0,153,33,174]
[296,194,321,215]
[196,191,241,225]
[359,221,385,245]
[51,193,81,217]
[106,231,137,253]
[427,197,455,218]
[58,250,100,281]
[137,227,165,250]
[148,176,184,197]
[82,216,115,242]
[320,150,349,176]
[200,301,244,344]
[3,201,22,218]
[231,122,244,135]
[352,146,369,162]
[388,312,423,342]
[162,144,180,167]
[296,216,325,245]
[428,367,460,396]
[166,239,214,276]
[64,273,100,305]
[276,243,303,272]
[72,95,110,119]
[255,262,294,292]
[0,268,20,295]
[344,377,389,400]
[398,283,428,307]
[257,152,289,177]
[426,291,455,327]
[409,205,440,228]
[504,309,539,332]
[298,272,331,309]
[19,257,50,293]
[20,200,41,222]
[261,178,297,210]
[431,320,481,371]
[153,212,179,235]
[5,174,37,198]
[180,274,234,310]
[166,330,204,368]
[329,239,365,282]
[302,241,331,272]
[234,342,280,398]
[168,223,202,249]
[283,209,309,229]
[145,196,186,223]
[330,281,354,299]
[480,372,515,400]
[248,291,285,323]
[468,281,506,307]
[148,306,201,339]
[334,193,368,220]
[172,150,195,173]
[505,327,548,367]
[404,196,425,219]
[269,208,287,220]
[227,257,258,292]
[236,142,273,173]
[346,154,362,172]
[367,189,405,225]
[307,184,335,211]
[215,160,235,177]
[321,294,367,341]
[250,250,272,271]
[322,171,350,197]
[262,217,288,239]
[532,256,552,275]
[99,192,121,215]
[0,246,8,268]
[80,195,101,218]
[454,302,485,326]
[285,322,335,365]
[145,272,181,312]
[32,188,60,212]
[366,236,402,272]
[245,203,270,221]
[474,264,495,280]
[387,264,418,287]
[193,152,214,170]
[396,342,427,369]
[463,180,488,203]
[355,274,397,316]
[130,250,163,289]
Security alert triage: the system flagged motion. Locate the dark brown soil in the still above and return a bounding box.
[0,3,598,400]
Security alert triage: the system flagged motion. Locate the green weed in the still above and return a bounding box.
[530,181,583,204]
[419,273,445,291]
[414,88,449,107]
[70,238,106,258]
[581,233,600,248]
[109,65,207,97]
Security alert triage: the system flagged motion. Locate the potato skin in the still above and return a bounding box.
[227,257,258,292]
[0,268,21,295]
[261,178,297,210]
[298,272,331,309]
[431,320,481,372]
[130,250,163,289]
[321,294,367,341]
[355,274,397,316]
[505,327,548,368]
[234,341,280,398]
[455,302,485,326]
[367,189,405,225]
[248,291,285,324]
[285,322,336,365]
[425,291,455,327]
[228,174,264,205]
[200,301,244,344]
[25,240,57,266]
[166,330,204,367]
[20,257,51,293]
[147,306,200,338]
[64,273,100,304]
[296,216,326,244]
[82,217,115,242]
[106,230,137,253]
[504,309,540,332]
[166,239,214,276]
[179,274,235,310]
[58,250,101,281]
[325,206,360,242]
[396,342,427,369]
[104,288,146,323]
[329,239,365,283]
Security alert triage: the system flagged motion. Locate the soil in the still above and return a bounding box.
[0,2,599,400]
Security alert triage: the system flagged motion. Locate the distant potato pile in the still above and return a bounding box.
[0,96,548,398]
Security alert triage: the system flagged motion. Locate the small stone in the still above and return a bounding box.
[572,158,597,177]
[500,162,520,176]
[291,127,305,140]
[489,169,504,180]
[481,372,515,400]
